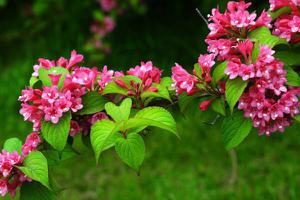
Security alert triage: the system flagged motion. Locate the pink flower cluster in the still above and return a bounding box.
[207,1,272,40]
[171,63,199,95]
[271,0,300,43]
[99,0,117,12]
[19,51,92,130]
[224,40,299,134]
[0,133,41,197]
[115,61,162,96]
[90,16,116,38]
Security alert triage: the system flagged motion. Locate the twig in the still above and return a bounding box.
[195,8,209,26]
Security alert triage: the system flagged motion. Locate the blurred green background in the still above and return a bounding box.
[1,0,300,199]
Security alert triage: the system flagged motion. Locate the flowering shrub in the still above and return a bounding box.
[84,0,146,61]
[1,0,300,198]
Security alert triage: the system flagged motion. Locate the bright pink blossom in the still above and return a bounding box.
[99,0,117,12]
[171,63,198,95]
[273,14,300,42]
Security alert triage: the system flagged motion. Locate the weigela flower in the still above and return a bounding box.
[269,0,300,11]
[98,65,115,91]
[171,63,198,95]
[90,16,116,37]
[0,133,41,197]
[69,120,81,137]
[198,54,216,83]
[99,0,117,12]
[20,53,88,129]
[207,1,272,40]
[32,50,83,77]
[273,14,300,42]
[71,67,98,90]
[199,100,212,111]
[127,61,162,84]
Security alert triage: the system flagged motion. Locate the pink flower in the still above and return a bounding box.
[43,106,63,124]
[72,67,98,90]
[21,133,41,158]
[69,120,81,137]
[127,61,162,84]
[99,0,117,12]
[269,0,299,11]
[225,61,240,79]
[68,50,84,70]
[98,66,114,91]
[0,180,8,197]
[171,63,198,95]
[198,54,216,83]
[89,112,109,124]
[199,100,212,111]
[273,14,300,42]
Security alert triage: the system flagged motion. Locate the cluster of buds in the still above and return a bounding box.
[114,61,163,107]
[0,133,41,197]
[271,0,300,43]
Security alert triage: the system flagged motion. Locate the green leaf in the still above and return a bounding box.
[211,97,226,116]
[124,107,178,137]
[294,115,300,123]
[178,93,198,113]
[160,77,173,89]
[141,83,171,102]
[29,76,39,87]
[102,81,128,95]
[43,144,78,166]
[38,67,69,89]
[194,63,202,78]
[3,138,22,154]
[77,92,108,115]
[105,98,132,122]
[102,75,142,95]
[20,181,55,200]
[212,62,227,83]
[90,119,123,162]
[285,66,300,86]
[18,151,50,188]
[222,111,252,150]
[115,133,145,171]
[41,112,71,151]
[225,78,248,113]
[269,6,291,20]
[275,51,300,67]
[249,27,288,48]
[251,42,260,63]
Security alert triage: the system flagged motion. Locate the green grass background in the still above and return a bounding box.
[1,0,300,199]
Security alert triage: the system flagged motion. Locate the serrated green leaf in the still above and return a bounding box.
[18,151,50,188]
[124,107,178,137]
[41,112,71,151]
[105,98,132,122]
[38,67,69,89]
[211,97,226,116]
[249,27,288,48]
[20,181,55,200]
[115,133,145,171]
[222,111,252,150]
[212,62,227,83]
[225,78,248,113]
[90,119,123,162]
[3,138,22,154]
[77,92,108,115]
[285,66,300,86]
